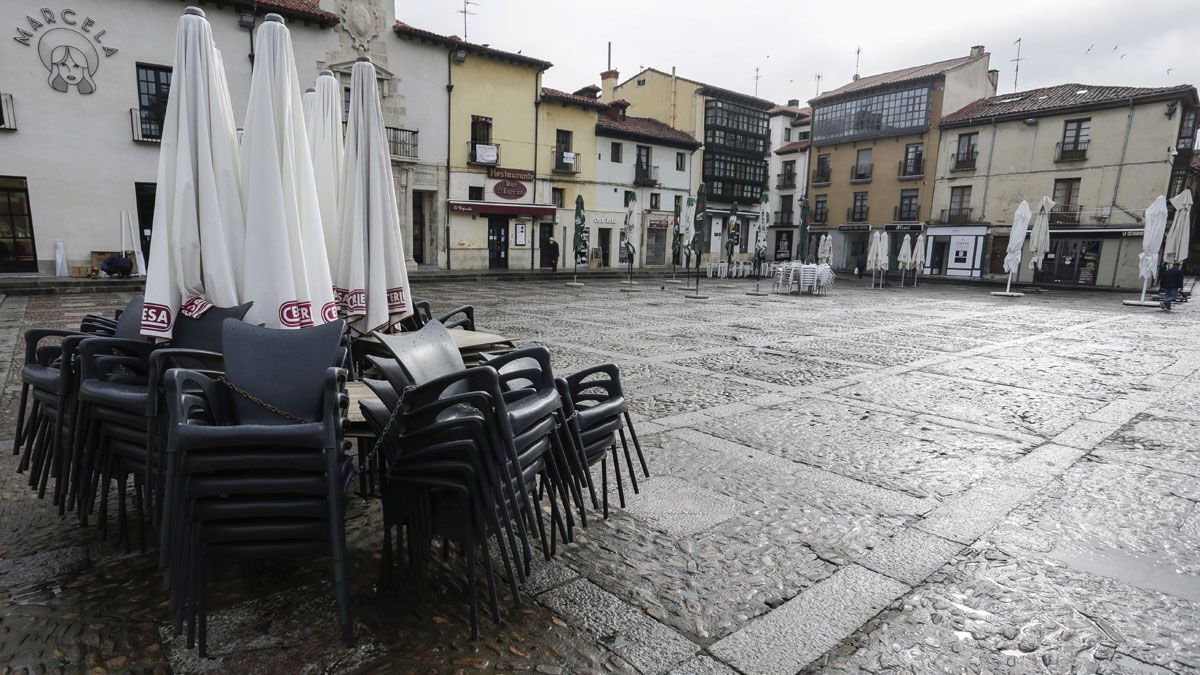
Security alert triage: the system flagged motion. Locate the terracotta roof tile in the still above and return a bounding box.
[940,83,1198,125]
[769,104,810,118]
[393,21,552,69]
[217,0,338,24]
[596,114,701,150]
[541,87,608,110]
[812,54,983,103]
[774,140,810,155]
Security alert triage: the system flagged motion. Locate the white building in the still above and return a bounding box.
[765,101,810,261]
[594,101,700,269]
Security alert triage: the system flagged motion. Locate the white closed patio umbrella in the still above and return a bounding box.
[896,233,913,287]
[1027,196,1054,273]
[819,234,833,265]
[1164,189,1193,265]
[865,230,880,287]
[911,233,926,286]
[239,13,336,329]
[1124,195,1169,307]
[141,7,244,339]
[993,200,1031,297]
[876,231,891,288]
[336,57,413,334]
[302,88,316,131]
[309,70,344,269]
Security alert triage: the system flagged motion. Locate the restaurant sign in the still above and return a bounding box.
[647,219,670,229]
[493,180,527,200]
[487,167,535,181]
[12,8,118,95]
[838,224,871,232]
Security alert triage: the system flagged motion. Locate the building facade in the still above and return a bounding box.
[0,0,342,273]
[934,83,1200,286]
[766,101,810,260]
[806,47,997,271]
[612,68,774,262]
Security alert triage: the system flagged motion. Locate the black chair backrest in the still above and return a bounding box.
[376,320,465,387]
[114,296,147,340]
[221,319,345,425]
[171,302,254,352]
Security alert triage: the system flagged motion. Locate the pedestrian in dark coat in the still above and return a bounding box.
[1160,262,1185,311]
[548,237,560,272]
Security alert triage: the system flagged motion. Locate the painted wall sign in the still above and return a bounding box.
[774,230,793,260]
[591,215,619,225]
[487,167,535,181]
[647,219,669,229]
[838,224,870,232]
[12,9,118,94]
[493,180,528,200]
[885,223,923,231]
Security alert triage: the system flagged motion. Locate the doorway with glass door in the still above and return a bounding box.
[487,216,509,269]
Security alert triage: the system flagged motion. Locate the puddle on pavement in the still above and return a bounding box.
[1049,542,1200,603]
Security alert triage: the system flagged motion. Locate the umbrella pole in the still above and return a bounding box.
[1140,278,1149,303]
[1006,272,1013,294]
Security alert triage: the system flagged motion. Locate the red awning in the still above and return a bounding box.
[449,200,556,217]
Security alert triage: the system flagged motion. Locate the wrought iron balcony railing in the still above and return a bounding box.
[386,127,418,159]
[812,168,832,186]
[898,157,924,178]
[634,163,659,186]
[894,205,920,222]
[774,211,794,226]
[847,206,870,222]
[952,150,977,171]
[468,141,500,165]
[131,108,163,143]
[850,163,873,181]
[1049,204,1081,225]
[553,148,580,173]
[940,207,973,225]
[776,172,796,189]
[813,208,828,224]
[1056,140,1089,162]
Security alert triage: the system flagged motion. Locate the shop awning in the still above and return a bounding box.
[448,200,557,217]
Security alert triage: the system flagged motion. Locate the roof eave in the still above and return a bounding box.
[392,24,551,70]
[940,89,1200,129]
[595,125,701,150]
[810,73,945,108]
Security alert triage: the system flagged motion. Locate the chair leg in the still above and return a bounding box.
[118,471,130,554]
[466,542,479,641]
[610,444,626,508]
[601,458,609,519]
[617,427,639,496]
[623,411,650,478]
[14,384,29,453]
[135,477,147,553]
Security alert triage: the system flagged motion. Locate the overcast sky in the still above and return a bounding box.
[392,0,1196,106]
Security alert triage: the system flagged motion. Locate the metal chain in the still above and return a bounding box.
[361,388,405,467]
[215,374,309,424]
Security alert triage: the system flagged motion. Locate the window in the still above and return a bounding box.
[555,129,572,152]
[1178,110,1198,149]
[813,195,828,223]
[470,115,492,143]
[468,185,484,201]
[853,148,873,180]
[136,64,172,140]
[0,176,38,271]
[901,143,924,176]
[897,189,919,221]
[702,152,768,202]
[704,99,770,154]
[947,185,972,224]
[795,130,810,140]
[811,86,931,143]
[954,133,978,170]
[814,154,831,183]
[343,86,351,118]
[552,187,565,208]
[554,129,575,171]
[650,193,661,210]
[780,160,796,187]
[1059,118,1091,160]
[1051,178,1081,224]
[624,190,636,207]
[783,128,792,143]
[674,195,683,214]
[676,152,686,171]
[610,142,623,163]
[851,192,868,221]
[636,145,651,169]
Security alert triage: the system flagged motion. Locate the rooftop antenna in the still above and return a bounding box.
[457,0,477,41]
[754,67,761,96]
[854,46,861,79]
[1011,37,1024,91]
[814,72,822,96]
[607,41,611,70]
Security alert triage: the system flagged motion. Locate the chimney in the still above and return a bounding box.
[787,98,800,107]
[852,74,860,81]
[987,69,999,94]
[574,84,602,99]
[600,69,619,102]
[970,45,985,58]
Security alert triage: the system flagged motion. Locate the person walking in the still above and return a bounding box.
[547,236,560,272]
[856,253,866,279]
[1160,262,1185,311]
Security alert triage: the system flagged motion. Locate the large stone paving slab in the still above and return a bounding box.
[675,347,872,387]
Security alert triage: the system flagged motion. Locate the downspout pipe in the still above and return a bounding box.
[445,49,454,269]
[532,70,544,270]
[979,118,997,220]
[1110,98,1136,211]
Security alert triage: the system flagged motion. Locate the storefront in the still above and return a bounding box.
[923,225,986,278]
[838,224,871,270]
[884,223,924,272]
[447,200,556,269]
[1014,226,1143,288]
[644,215,671,267]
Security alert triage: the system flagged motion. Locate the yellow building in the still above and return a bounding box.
[537,87,605,269]
[806,47,996,270]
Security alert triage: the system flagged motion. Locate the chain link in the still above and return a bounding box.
[361,388,405,467]
[215,374,309,423]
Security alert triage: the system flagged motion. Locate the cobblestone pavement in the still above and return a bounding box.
[1,276,1199,674]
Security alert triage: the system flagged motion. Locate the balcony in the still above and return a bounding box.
[811,168,832,186]
[0,93,14,131]
[898,158,924,179]
[130,108,162,143]
[386,127,418,159]
[940,207,973,225]
[553,148,580,173]
[774,211,794,226]
[469,141,500,165]
[1178,137,1196,150]
[813,208,828,224]
[1049,204,1081,225]
[847,206,870,223]
[1056,140,1089,162]
[952,150,977,171]
[893,205,920,222]
[850,163,873,182]
[776,172,797,189]
[634,163,659,187]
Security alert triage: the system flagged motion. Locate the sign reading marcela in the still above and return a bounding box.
[12,8,118,95]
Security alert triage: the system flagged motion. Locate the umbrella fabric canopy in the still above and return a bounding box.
[309,70,344,269]
[622,193,639,258]
[690,185,707,258]
[754,194,770,259]
[239,14,335,329]
[1138,195,1169,284]
[912,233,926,273]
[1164,189,1193,265]
[865,231,880,271]
[877,231,891,270]
[334,57,413,334]
[572,195,588,265]
[1027,196,1055,271]
[302,88,316,131]
[819,234,833,264]
[1004,201,1032,275]
[896,234,913,269]
[678,195,695,245]
[141,7,245,339]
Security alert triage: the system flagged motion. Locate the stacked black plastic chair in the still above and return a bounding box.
[16,296,145,513]
[72,302,252,548]
[397,299,476,332]
[160,319,352,656]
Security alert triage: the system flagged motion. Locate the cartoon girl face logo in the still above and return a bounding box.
[38,28,99,95]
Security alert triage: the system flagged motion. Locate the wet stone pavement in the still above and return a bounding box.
[1,277,1199,674]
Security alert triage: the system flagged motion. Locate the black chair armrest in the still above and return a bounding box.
[437,305,475,331]
[78,337,158,382]
[147,348,224,416]
[485,346,555,390]
[23,328,84,365]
